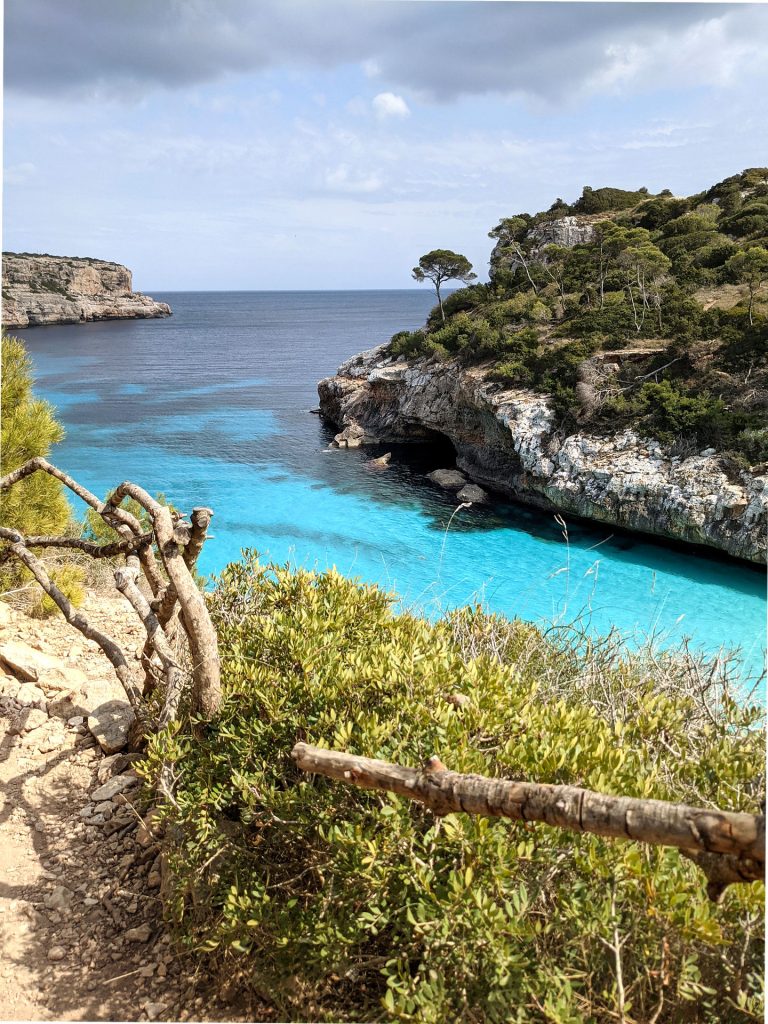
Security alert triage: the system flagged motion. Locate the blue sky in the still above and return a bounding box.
[4,1,768,290]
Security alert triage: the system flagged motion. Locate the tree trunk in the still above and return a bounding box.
[291,743,764,900]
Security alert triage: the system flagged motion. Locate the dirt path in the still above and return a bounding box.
[0,595,262,1022]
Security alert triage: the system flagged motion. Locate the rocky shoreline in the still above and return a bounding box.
[2,252,171,328]
[318,345,768,565]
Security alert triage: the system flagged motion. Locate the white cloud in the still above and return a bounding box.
[372,92,410,120]
[4,161,37,185]
[324,164,383,194]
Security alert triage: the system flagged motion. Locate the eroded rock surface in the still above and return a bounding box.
[2,252,171,328]
[318,346,767,563]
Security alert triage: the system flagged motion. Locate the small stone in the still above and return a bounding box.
[126,923,152,942]
[143,1002,166,1021]
[44,885,74,911]
[97,751,141,783]
[10,706,48,735]
[138,964,155,978]
[88,700,135,754]
[83,897,99,907]
[47,945,66,962]
[15,681,47,708]
[91,773,139,802]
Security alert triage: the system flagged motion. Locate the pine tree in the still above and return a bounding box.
[0,334,71,539]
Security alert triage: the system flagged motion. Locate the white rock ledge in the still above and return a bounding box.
[318,346,767,564]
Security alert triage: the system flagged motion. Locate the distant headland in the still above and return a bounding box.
[1,252,171,328]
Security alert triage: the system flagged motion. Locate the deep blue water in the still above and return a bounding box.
[16,291,766,682]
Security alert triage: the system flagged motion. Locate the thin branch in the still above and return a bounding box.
[292,744,764,899]
[0,529,143,712]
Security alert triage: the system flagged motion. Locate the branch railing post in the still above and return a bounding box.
[291,743,765,901]
[0,458,222,733]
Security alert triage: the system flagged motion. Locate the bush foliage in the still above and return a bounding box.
[389,169,768,459]
[142,557,765,1023]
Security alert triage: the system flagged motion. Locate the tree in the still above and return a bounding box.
[412,249,476,322]
[0,335,70,540]
[726,246,768,325]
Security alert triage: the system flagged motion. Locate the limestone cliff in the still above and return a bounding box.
[2,252,171,328]
[318,346,767,564]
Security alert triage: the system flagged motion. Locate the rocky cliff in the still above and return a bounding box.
[2,252,171,328]
[318,346,767,564]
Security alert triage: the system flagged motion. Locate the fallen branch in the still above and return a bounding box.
[291,743,764,900]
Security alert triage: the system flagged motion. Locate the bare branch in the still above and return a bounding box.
[0,530,143,712]
[292,743,764,898]
[107,481,220,716]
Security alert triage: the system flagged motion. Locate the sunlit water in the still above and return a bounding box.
[15,291,766,684]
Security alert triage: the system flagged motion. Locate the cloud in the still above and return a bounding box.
[3,161,37,185]
[372,92,410,119]
[324,164,383,194]
[6,1,767,104]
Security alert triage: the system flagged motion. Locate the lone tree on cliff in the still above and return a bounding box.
[412,249,476,322]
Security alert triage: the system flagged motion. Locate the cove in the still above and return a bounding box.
[15,290,766,683]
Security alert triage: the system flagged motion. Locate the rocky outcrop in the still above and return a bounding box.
[2,252,171,328]
[490,214,598,274]
[318,346,767,563]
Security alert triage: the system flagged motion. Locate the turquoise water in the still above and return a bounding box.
[16,290,766,682]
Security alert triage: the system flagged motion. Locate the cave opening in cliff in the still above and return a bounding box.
[383,429,458,476]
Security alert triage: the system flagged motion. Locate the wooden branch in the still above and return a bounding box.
[107,481,221,716]
[21,532,153,558]
[0,530,143,712]
[113,565,184,728]
[291,744,764,899]
[0,456,165,593]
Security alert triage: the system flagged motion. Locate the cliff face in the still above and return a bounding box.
[490,214,598,273]
[2,253,171,328]
[318,346,767,564]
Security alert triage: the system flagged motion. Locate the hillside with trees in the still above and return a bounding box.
[395,168,768,466]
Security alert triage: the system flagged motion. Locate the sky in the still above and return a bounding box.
[3,1,768,290]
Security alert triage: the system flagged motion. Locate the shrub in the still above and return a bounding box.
[142,558,764,1023]
[0,335,71,539]
[29,563,85,618]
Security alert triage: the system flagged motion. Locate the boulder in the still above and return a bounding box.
[367,452,392,468]
[333,423,366,449]
[88,700,135,754]
[0,640,54,681]
[427,469,467,492]
[457,484,488,503]
[15,681,47,708]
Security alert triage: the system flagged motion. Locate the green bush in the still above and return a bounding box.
[0,335,71,539]
[142,558,764,1023]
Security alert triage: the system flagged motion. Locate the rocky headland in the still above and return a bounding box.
[318,345,767,564]
[2,252,171,328]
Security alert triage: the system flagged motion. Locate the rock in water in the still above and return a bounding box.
[457,484,488,503]
[367,452,392,468]
[88,700,135,754]
[427,469,467,492]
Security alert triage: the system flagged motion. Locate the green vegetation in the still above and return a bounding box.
[0,335,85,611]
[412,249,477,323]
[0,336,70,542]
[142,556,764,1023]
[392,169,768,460]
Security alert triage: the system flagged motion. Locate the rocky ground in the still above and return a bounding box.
[0,593,268,1022]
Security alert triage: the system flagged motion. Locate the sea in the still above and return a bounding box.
[14,290,767,684]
